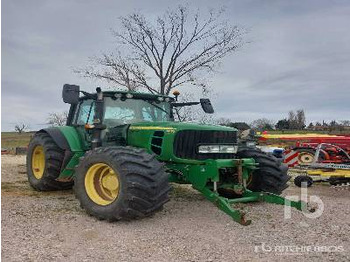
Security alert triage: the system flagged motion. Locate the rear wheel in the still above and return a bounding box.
[236,147,290,195]
[74,146,170,221]
[26,132,73,191]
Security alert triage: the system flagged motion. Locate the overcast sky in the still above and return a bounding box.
[2,0,350,131]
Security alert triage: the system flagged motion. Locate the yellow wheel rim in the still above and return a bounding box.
[298,152,314,164]
[32,145,45,179]
[85,163,120,206]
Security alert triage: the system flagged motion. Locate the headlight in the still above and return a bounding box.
[198,144,238,154]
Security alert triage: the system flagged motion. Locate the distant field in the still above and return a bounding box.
[1,132,33,148]
[1,129,348,149]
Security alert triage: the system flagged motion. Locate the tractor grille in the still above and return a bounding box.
[173,130,237,160]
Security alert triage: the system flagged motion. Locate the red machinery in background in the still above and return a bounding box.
[295,139,350,164]
[259,132,350,165]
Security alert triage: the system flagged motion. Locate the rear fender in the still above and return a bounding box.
[37,128,70,150]
[38,126,84,152]
[37,127,84,176]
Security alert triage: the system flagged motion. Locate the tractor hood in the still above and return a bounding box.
[128,121,238,132]
[127,121,238,161]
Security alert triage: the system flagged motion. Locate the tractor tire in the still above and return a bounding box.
[236,147,290,195]
[26,132,73,191]
[294,175,313,187]
[74,146,170,221]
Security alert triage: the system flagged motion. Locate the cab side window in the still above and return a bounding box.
[74,99,95,125]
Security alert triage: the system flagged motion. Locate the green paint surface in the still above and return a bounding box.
[56,126,85,152]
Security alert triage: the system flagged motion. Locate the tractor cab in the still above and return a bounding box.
[69,91,173,127]
[62,84,213,126]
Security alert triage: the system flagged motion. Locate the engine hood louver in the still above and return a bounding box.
[173,130,238,160]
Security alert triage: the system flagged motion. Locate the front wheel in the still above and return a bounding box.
[74,146,171,221]
[236,147,290,195]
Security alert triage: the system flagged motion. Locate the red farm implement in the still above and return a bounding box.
[259,133,350,166]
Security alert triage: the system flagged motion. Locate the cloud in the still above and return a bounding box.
[2,0,350,131]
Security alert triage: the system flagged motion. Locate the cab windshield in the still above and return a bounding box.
[103,97,171,127]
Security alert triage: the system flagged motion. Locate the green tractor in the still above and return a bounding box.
[27,84,311,225]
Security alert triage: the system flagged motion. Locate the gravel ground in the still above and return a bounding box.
[2,155,350,262]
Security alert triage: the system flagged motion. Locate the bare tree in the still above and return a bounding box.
[216,117,232,126]
[250,118,275,131]
[77,56,146,92]
[77,6,244,95]
[14,123,28,134]
[288,110,297,129]
[296,109,306,129]
[288,109,306,129]
[47,112,68,127]
[340,120,350,126]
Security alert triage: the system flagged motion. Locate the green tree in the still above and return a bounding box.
[275,118,289,130]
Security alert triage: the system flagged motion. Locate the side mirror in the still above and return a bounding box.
[62,84,80,104]
[200,98,214,114]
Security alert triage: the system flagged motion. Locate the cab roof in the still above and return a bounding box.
[81,90,175,102]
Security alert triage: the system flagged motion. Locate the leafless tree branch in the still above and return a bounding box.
[47,112,68,127]
[77,6,244,95]
[14,123,28,134]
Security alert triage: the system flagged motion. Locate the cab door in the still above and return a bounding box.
[69,99,95,150]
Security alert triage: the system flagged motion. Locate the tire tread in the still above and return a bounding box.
[74,146,170,221]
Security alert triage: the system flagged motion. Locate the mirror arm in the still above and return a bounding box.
[172,102,200,107]
[80,91,95,99]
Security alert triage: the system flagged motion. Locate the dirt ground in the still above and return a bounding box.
[2,155,350,262]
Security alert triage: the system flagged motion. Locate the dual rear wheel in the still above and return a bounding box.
[27,133,170,221]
